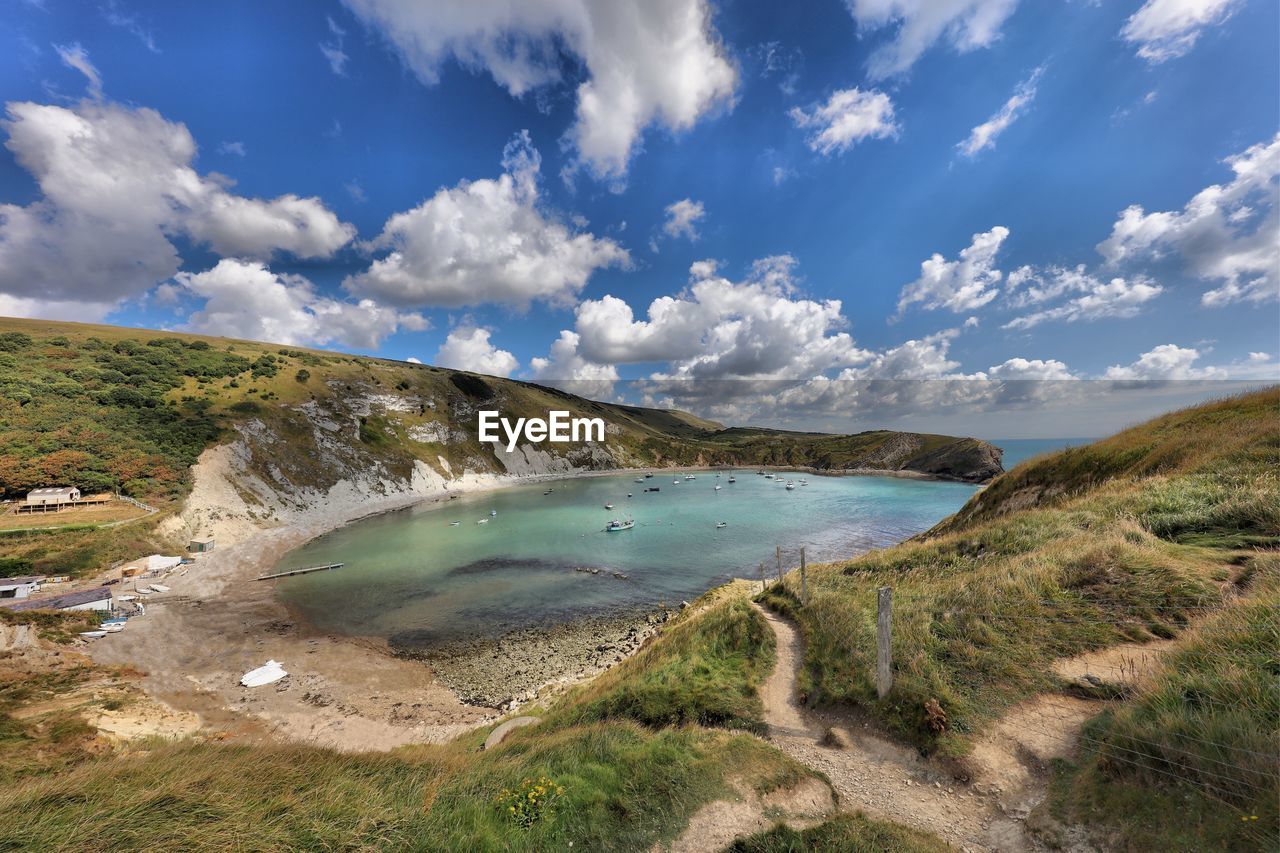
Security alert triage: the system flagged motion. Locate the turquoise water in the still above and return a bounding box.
[991,438,1096,470]
[275,470,977,649]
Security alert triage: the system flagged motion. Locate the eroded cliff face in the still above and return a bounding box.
[170,383,632,546]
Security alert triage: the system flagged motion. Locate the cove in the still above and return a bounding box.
[273,469,978,650]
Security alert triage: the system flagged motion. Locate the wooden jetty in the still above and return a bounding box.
[254,563,345,581]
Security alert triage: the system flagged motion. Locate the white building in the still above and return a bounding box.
[25,487,81,506]
[0,576,41,599]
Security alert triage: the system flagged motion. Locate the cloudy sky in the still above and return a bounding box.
[1,0,1277,434]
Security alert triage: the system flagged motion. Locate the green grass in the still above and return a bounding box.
[1043,553,1279,851]
[723,813,948,852]
[0,725,801,852]
[549,595,774,734]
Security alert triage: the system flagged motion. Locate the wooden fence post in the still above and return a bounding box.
[800,546,808,605]
[876,586,893,698]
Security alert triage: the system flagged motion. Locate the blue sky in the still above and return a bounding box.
[0,0,1277,432]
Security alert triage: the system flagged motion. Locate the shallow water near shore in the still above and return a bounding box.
[275,469,977,652]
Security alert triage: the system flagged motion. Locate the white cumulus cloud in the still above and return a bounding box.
[344,132,628,309]
[789,88,898,156]
[340,0,736,180]
[844,0,1020,79]
[529,329,620,399]
[563,256,870,381]
[176,259,424,349]
[896,226,1009,315]
[1121,0,1240,64]
[662,198,706,241]
[1003,271,1163,329]
[1097,133,1279,306]
[0,95,354,312]
[434,327,518,377]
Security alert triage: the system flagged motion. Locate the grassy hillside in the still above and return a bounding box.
[760,388,1279,848]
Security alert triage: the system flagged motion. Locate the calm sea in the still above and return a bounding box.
[275,469,977,647]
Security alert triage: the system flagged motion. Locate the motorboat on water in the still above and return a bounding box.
[490,510,498,517]
[685,474,696,480]
[240,660,287,688]
[786,482,796,490]
[450,521,461,526]
[635,478,645,483]
[715,521,728,528]
[477,518,489,524]
[605,518,635,532]
[714,485,722,491]
[674,480,681,485]
[727,476,736,483]
[644,473,654,478]
[604,503,615,510]
[764,473,774,479]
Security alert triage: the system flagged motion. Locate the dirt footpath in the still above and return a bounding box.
[752,603,1039,852]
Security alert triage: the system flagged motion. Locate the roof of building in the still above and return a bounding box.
[0,586,111,612]
[0,576,42,586]
[27,487,79,497]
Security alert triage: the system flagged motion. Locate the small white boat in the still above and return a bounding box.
[450,521,460,526]
[685,474,696,480]
[240,660,287,688]
[674,480,681,485]
[490,510,498,517]
[605,503,614,510]
[728,476,736,483]
[79,630,107,639]
[605,519,634,532]
[635,478,645,483]
[715,521,728,528]
[149,583,170,593]
[714,485,722,491]
[477,518,489,524]
[644,473,654,478]
[765,473,774,479]
[786,482,796,490]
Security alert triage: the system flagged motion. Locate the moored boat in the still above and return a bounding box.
[240,660,287,688]
[605,518,634,532]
